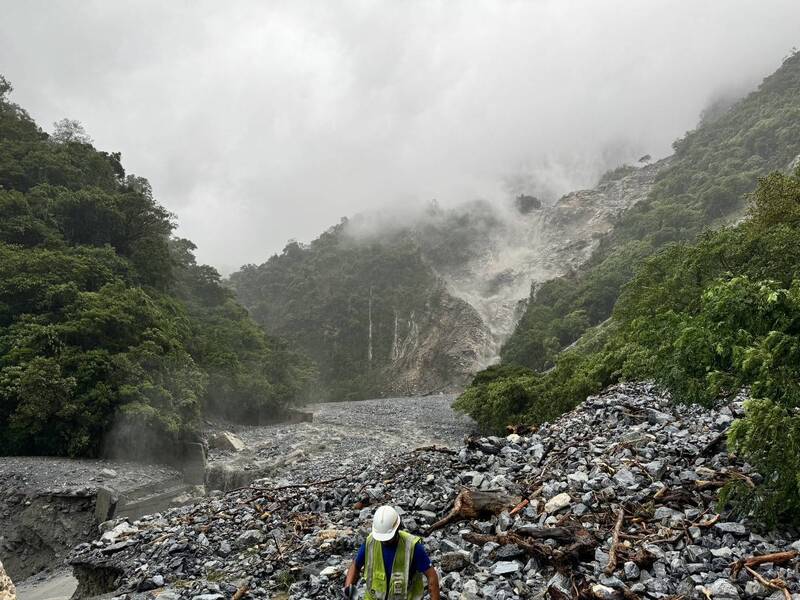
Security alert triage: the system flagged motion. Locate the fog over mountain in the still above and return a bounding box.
[1,0,798,272]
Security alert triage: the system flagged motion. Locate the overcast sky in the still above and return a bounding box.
[1,1,798,272]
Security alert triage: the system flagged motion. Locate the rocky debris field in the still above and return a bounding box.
[69,383,800,599]
[205,395,474,490]
[0,458,180,583]
[0,457,180,499]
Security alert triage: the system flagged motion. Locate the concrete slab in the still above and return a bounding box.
[16,572,77,600]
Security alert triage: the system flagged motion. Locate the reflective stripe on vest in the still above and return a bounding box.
[363,531,425,600]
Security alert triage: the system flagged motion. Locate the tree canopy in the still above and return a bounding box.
[0,77,314,458]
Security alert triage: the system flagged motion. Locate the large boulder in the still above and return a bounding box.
[208,431,246,453]
[0,559,15,600]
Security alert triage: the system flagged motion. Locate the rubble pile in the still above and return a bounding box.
[69,383,800,599]
[204,395,473,491]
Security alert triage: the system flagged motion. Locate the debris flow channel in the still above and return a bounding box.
[69,384,800,599]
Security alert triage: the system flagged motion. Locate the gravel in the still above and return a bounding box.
[68,383,800,599]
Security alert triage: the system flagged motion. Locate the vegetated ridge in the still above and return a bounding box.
[229,158,666,401]
[0,76,314,459]
[457,51,800,524]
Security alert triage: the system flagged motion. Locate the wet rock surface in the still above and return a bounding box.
[0,457,180,581]
[205,395,473,490]
[70,384,800,599]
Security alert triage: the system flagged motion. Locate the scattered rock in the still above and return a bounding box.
[441,552,471,572]
[64,383,800,600]
[544,492,571,513]
[208,431,246,453]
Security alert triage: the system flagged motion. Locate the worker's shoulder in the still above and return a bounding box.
[400,530,423,542]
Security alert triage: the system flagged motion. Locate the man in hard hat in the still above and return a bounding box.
[343,505,440,600]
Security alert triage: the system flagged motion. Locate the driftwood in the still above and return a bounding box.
[462,528,596,570]
[731,550,799,577]
[506,423,534,435]
[509,498,529,516]
[404,445,458,456]
[743,566,791,600]
[604,508,626,575]
[232,585,249,600]
[425,488,522,535]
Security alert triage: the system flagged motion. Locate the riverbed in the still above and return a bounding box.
[3,394,474,599]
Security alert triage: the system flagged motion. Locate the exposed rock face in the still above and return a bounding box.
[427,159,668,351]
[356,159,669,392]
[0,560,15,600]
[67,383,800,599]
[230,161,667,398]
[381,286,494,395]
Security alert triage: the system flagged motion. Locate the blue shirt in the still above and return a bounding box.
[355,538,431,582]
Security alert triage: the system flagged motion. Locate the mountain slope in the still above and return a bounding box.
[456,52,800,523]
[0,76,313,458]
[503,51,800,371]
[229,159,665,400]
[229,226,495,400]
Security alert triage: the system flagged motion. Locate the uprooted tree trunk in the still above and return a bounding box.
[425,488,522,535]
[462,529,597,570]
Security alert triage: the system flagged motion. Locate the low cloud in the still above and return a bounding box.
[1,0,798,271]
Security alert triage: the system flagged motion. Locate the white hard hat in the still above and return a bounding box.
[371,505,401,542]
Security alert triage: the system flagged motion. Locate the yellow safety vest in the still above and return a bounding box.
[363,531,425,600]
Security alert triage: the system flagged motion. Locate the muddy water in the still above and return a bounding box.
[5,395,474,599]
[205,394,475,489]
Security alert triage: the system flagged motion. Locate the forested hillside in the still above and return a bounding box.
[229,225,493,400]
[0,77,313,458]
[456,52,800,524]
[502,51,800,371]
[230,157,664,401]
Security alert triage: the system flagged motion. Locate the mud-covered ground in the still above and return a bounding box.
[205,394,475,489]
[0,457,180,498]
[2,395,475,598]
[0,457,181,584]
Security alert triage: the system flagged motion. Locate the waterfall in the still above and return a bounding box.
[391,309,399,361]
[367,286,373,364]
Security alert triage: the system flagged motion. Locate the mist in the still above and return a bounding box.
[1,0,798,272]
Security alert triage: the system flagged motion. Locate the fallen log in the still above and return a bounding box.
[462,528,597,569]
[743,566,791,600]
[731,550,799,577]
[404,445,458,456]
[513,525,577,542]
[604,508,625,575]
[425,488,522,535]
[232,585,249,600]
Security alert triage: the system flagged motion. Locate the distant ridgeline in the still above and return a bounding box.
[230,153,667,401]
[457,52,800,524]
[228,225,494,401]
[0,76,314,458]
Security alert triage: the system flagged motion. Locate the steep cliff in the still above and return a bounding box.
[229,231,495,399]
[414,159,667,348]
[229,160,665,399]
